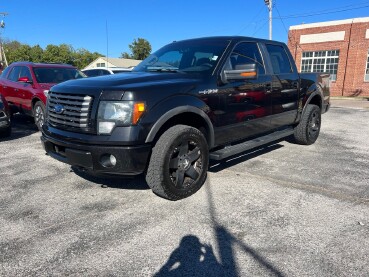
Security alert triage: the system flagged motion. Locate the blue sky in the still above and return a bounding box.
[2,0,369,58]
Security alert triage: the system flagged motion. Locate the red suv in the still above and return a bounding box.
[0,62,85,130]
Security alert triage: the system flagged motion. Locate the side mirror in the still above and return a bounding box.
[18,76,33,84]
[223,63,258,82]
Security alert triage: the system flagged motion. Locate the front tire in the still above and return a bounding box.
[145,125,209,200]
[33,101,46,132]
[293,104,321,145]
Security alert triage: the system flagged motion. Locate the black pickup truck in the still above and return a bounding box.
[41,36,330,200]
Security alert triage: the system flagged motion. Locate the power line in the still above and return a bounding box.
[236,6,266,35]
[274,4,306,62]
[276,2,369,19]
[274,6,288,34]
[252,19,269,36]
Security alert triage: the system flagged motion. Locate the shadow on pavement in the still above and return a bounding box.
[71,166,150,190]
[155,180,286,277]
[0,114,38,141]
[154,235,222,277]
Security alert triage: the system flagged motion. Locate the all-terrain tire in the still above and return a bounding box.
[33,101,46,132]
[145,125,209,200]
[293,104,321,145]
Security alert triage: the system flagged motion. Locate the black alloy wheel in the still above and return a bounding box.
[293,104,321,145]
[308,108,320,141]
[169,140,203,189]
[146,125,209,200]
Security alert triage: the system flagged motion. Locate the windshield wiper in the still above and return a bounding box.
[147,66,179,73]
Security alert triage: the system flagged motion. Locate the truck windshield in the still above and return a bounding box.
[33,67,86,84]
[133,39,230,75]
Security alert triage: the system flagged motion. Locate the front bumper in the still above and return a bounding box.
[41,134,151,175]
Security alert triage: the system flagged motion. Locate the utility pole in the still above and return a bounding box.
[264,0,272,40]
[0,12,9,67]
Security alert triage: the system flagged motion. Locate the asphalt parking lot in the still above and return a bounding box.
[0,100,368,276]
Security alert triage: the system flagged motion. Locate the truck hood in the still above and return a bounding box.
[52,72,201,93]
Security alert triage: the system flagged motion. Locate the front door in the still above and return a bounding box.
[214,42,273,146]
[18,66,35,113]
[4,66,22,113]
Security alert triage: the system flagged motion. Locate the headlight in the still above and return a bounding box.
[43,90,49,97]
[97,101,145,134]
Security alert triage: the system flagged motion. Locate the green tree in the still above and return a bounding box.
[73,48,102,69]
[3,40,28,63]
[7,44,32,63]
[2,40,102,69]
[120,52,132,59]
[120,38,151,60]
[29,45,44,63]
[43,44,74,64]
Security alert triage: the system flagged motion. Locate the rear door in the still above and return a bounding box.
[4,66,22,112]
[264,43,299,128]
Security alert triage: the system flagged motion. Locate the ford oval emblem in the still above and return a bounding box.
[54,104,65,114]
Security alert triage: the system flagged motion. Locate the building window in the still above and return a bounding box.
[96,63,106,67]
[301,50,339,81]
[365,50,369,81]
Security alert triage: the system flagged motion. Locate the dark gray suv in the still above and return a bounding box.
[0,93,11,137]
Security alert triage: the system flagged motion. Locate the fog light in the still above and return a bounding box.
[100,154,117,168]
[98,121,116,134]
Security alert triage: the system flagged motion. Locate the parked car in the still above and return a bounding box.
[41,36,330,200]
[0,62,86,131]
[0,93,11,137]
[82,67,132,77]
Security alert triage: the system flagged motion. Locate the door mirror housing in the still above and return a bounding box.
[18,76,33,84]
[223,63,258,83]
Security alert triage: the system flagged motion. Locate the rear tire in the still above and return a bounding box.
[145,125,209,200]
[293,104,321,145]
[33,101,46,132]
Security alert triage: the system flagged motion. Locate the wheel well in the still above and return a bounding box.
[31,98,42,109]
[152,112,212,146]
[308,94,322,109]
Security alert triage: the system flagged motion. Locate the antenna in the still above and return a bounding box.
[106,20,109,67]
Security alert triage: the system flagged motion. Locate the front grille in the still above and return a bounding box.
[48,91,94,131]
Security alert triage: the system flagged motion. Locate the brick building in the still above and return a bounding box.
[288,17,369,97]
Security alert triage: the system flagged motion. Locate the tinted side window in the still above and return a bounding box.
[100,69,111,75]
[88,70,99,76]
[8,66,22,82]
[228,42,265,74]
[20,66,33,81]
[265,44,292,74]
[1,66,11,78]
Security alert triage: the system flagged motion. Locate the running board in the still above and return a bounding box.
[209,128,294,161]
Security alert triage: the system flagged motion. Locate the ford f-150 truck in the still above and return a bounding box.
[41,36,330,200]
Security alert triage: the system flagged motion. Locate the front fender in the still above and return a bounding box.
[143,95,215,148]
